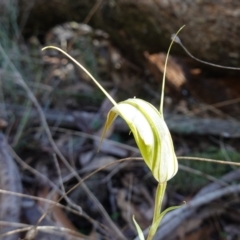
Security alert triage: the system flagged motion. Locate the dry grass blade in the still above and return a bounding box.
[9,146,84,213]
[172,35,240,70]
[0,189,100,239]
[29,154,84,240]
[84,0,104,24]
[178,156,240,167]
[9,147,103,239]
[0,189,84,218]
[0,224,86,239]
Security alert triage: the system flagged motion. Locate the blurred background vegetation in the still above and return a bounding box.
[1,0,240,239]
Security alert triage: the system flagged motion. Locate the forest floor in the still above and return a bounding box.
[1,15,240,240]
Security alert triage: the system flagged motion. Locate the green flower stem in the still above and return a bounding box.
[147,182,167,240]
[159,25,185,114]
[42,46,118,108]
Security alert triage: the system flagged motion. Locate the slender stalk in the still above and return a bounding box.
[173,35,240,70]
[42,46,118,107]
[159,26,185,115]
[147,182,167,240]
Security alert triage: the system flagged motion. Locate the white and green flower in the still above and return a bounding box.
[102,98,178,183]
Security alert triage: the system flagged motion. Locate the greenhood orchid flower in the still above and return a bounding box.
[102,98,178,183]
[42,27,184,239]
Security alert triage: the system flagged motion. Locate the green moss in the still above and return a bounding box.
[169,147,240,193]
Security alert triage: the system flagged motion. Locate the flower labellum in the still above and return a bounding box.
[102,98,178,183]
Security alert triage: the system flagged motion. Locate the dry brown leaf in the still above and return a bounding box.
[37,188,87,240]
[182,223,216,240]
[144,51,186,89]
[51,193,88,240]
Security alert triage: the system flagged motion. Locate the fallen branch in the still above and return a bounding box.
[1,103,240,137]
[0,133,22,240]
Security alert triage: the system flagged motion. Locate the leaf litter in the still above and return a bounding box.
[1,21,240,240]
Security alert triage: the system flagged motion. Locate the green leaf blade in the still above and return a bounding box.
[133,216,145,240]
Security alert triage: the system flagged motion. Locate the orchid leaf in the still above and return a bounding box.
[150,205,182,235]
[133,216,145,240]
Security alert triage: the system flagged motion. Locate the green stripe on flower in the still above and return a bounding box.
[102,98,178,183]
